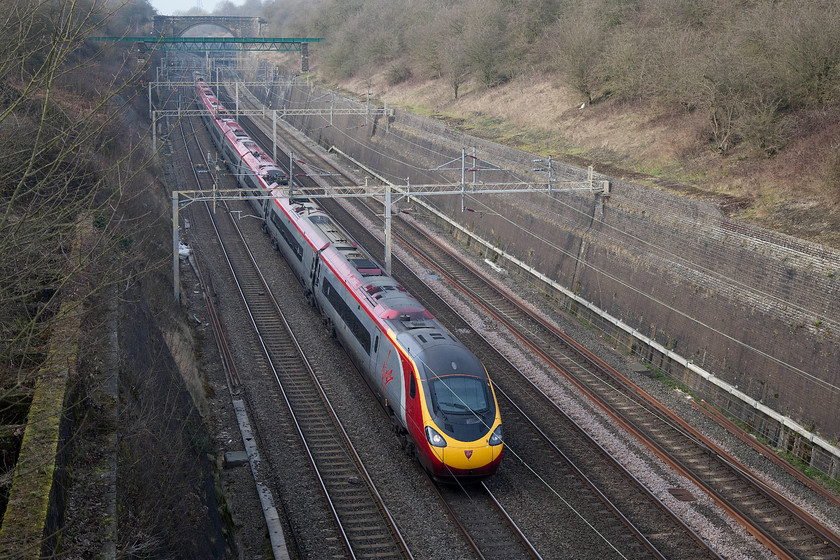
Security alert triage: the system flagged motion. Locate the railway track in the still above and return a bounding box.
[387,213,840,560]
[224,84,723,559]
[211,95,555,559]
[324,197,721,560]
[227,76,840,559]
[434,480,541,560]
[176,111,412,559]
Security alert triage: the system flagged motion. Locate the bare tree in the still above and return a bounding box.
[0,0,155,385]
[0,1,177,556]
[549,7,606,104]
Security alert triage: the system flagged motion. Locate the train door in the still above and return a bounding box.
[369,333,380,378]
[261,200,271,232]
[371,333,403,415]
[310,248,322,293]
[309,246,330,315]
[402,353,424,455]
[249,175,264,215]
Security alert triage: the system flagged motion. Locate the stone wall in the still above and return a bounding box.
[266,81,840,449]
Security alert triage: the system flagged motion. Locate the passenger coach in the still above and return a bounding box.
[195,77,504,479]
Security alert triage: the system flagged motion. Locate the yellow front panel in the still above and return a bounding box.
[443,442,495,470]
[434,418,501,470]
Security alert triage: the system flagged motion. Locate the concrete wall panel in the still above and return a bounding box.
[271,82,840,442]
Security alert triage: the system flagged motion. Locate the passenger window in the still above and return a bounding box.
[374,336,379,353]
[409,376,416,399]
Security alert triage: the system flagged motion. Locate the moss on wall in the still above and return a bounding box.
[0,301,79,558]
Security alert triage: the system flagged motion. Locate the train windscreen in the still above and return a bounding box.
[430,376,489,414]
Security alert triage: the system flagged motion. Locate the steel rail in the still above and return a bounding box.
[230,96,715,560]
[480,481,543,560]
[180,111,412,559]
[175,111,293,558]
[391,214,840,560]
[178,117,242,393]
[693,401,840,510]
[426,476,542,560]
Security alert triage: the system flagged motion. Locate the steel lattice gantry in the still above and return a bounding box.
[90,37,324,71]
[170,148,610,301]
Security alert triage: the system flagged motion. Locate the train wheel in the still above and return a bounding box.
[323,318,336,338]
[390,416,401,436]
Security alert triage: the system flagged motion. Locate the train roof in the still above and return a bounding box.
[196,79,444,345]
[283,197,438,329]
[393,327,487,382]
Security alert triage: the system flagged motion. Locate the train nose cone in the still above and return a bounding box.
[444,443,492,470]
[437,442,502,478]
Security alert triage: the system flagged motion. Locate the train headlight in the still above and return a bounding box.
[425,426,447,448]
[488,425,503,446]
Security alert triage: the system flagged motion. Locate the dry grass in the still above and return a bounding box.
[261,47,840,246]
[324,65,840,249]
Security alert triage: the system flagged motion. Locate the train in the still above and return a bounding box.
[194,77,503,479]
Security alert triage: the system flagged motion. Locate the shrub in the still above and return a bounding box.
[386,64,412,86]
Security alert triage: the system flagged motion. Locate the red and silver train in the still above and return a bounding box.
[195,77,503,479]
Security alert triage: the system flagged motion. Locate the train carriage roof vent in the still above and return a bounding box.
[429,332,446,340]
[399,314,431,329]
[350,258,382,276]
[365,285,383,296]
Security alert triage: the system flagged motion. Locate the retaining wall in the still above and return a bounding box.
[260,78,840,476]
[0,306,77,558]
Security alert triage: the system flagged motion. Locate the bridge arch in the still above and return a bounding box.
[153,15,266,38]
